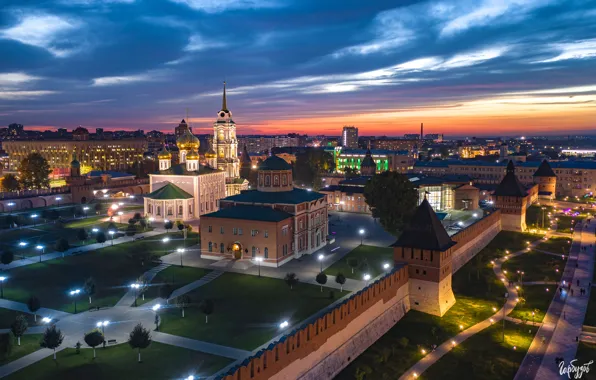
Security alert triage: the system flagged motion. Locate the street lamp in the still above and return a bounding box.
[92,228,99,233]
[117,211,123,223]
[56,196,62,206]
[177,248,185,267]
[109,230,115,245]
[359,229,365,245]
[383,263,390,270]
[363,273,371,284]
[318,254,324,272]
[162,237,170,254]
[18,241,27,247]
[83,206,89,218]
[96,320,109,336]
[7,202,15,215]
[0,277,6,298]
[41,317,52,324]
[253,256,264,277]
[36,245,44,263]
[30,214,38,226]
[279,320,289,329]
[130,283,141,307]
[70,289,81,313]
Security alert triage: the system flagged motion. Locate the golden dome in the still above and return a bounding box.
[157,147,171,159]
[186,149,200,160]
[176,129,200,150]
[205,147,216,158]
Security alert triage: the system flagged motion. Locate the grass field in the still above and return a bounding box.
[510,285,556,323]
[160,272,345,350]
[0,334,43,366]
[324,245,394,280]
[2,233,190,313]
[502,251,564,283]
[575,342,596,380]
[5,341,231,380]
[420,321,535,380]
[136,266,212,306]
[536,237,572,256]
[0,308,39,329]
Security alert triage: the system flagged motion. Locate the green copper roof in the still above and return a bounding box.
[203,205,293,222]
[258,155,291,171]
[146,183,193,200]
[223,188,325,205]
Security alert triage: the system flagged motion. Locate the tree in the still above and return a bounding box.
[344,167,359,179]
[18,153,52,189]
[128,218,138,226]
[139,218,147,231]
[198,299,214,323]
[164,220,173,233]
[284,273,299,290]
[133,212,142,221]
[293,148,335,189]
[126,223,137,238]
[55,238,70,253]
[398,337,409,349]
[84,277,96,304]
[176,220,184,232]
[1,250,14,265]
[11,315,28,346]
[363,171,418,233]
[77,229,88,244]
[347,258,359,274]
[27,296,41,322]
[1,174,20,192]
[128,323,151,363]
[0,332,15,361]
[316,272,328,292]
[177,294,191,318]
[335,273,346,292]
[96,231,107,245]
[358,259,369,273]
[84,329,104,358]
[40,325,64,360]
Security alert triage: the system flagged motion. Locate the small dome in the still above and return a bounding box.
[258,155,291,171]
[176,129,200,151]
[70,158,80,168]
[158,148,172,159]
[186,149,199,160]
[205,147,217,158]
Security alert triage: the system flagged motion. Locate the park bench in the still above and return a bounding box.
[107,339,117,345]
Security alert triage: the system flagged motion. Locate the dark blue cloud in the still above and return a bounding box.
[0,0,595,134]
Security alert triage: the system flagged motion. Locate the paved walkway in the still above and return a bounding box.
[0,299,70,320]
[397,236,546,379]
[0,346,66,378]
[152,332,250,360]
[168,270,224,301]
[115,263,171,307]
[531,220,595,380]
[514,222,592,380]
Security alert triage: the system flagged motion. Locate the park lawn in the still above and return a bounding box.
[324,245,394,280]
[420,321,535,380]
[5,341,232,380]
[160,272,345,350]
[509,285,555,323]
[585,291,596,326]
[556,214,586,234]
[2,234,184,313]
[136,266,212,307]
[575,342,596,380]
[0,334,44,366]
[501,251,564,283]
[526,205,553,229]
[536,236,572,256]
[336,297,497,380]
[0,308,40,329]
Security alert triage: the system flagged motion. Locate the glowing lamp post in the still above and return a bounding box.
[70,289,81,313]
[109,230,115,245]
[359,229,365,245]
[318,254,324,272]
[255,256,263,277]
[130,283,141,307]
[363,273,371,285]
[96,320,109,336]
[30,214,38,226]
[162,237,170,254]
[83,206,89,218]
[383,263,390,271]
[177,248,185,267]
[0,276,6,298]
[36,245,45,263]
[117,211,123,223]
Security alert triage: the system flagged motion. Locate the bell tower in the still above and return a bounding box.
[212,81,240,179]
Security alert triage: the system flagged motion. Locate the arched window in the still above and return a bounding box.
[252,246,256,257]
[220,243,224,253]
[188,204,193,215]
[208,242,212,252]
[156,206,161,216]
[274,175,279,185]
[178,205,183,215]
[264,247,269,258]
[167,207,173,216]
[265,175,271,186]
[282,175,287,185]
[148,204,153,213]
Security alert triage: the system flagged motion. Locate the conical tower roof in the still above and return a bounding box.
[240,145,251,165]
[392,198,456,251]
[533,160,556,177]
[494,160,527,197]
[361,149,376,168]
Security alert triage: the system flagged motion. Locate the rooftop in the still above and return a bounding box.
[493,161,527,197]
[223,188,325,205]
[203,205,293,222]
[258,155,292,171]
[145,182,193,200]
[533,160,557,177]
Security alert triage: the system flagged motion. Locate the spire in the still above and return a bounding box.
[222,81,227,111]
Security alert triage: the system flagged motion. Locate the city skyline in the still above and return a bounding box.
[1,0,595,136]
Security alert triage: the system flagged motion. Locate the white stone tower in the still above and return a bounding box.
[212,82,240,179]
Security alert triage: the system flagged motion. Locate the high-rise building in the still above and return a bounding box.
[342,126,358,148]
[95,128,104,139]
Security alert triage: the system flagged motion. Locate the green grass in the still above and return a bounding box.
[502,251,564,283]
[160,272,345,350]
[420,321,535,380]
[575,342,596,380]
[536,236,572,256]
[0,334,44,366]
[510,285,555,323]
[0,308,39,329]
[136,266,212,306]
[3,233,190,313]
[5,341,232,380]
[324,245,394,280]
[526,205,553,229]
[585,291,596,327]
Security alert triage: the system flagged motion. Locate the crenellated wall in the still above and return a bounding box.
[215,265,410,380]
[450,209,502,272]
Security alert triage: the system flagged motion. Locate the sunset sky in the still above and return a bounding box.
[0,0,595,137]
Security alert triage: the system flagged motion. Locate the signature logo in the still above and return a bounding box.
[559,359,594,379]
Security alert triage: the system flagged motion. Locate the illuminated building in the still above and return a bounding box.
[342,126,358,148]
[328,147,414,174]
